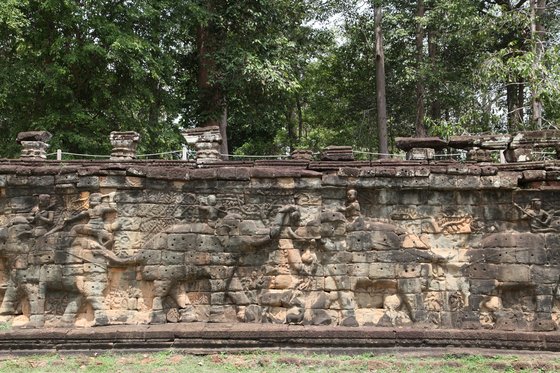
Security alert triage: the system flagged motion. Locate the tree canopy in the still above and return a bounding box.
[0,0,559,158]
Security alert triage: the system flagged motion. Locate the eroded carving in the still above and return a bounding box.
[0,164,557,332]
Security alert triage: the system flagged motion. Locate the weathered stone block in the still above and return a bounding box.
[324,264,348,276]
[469,279,498,294]
[347,263,369,277]
[159,265,185,280]
[532,266,560,284]
[465,263,499,279]
[398,278,423,294]
[324,276,353,291]
[481,232,545,249]
[161,251,184,265]
[396,263,422,278]
[77,176,100,189]
[167,233,198,252]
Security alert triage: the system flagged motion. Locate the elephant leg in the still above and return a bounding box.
[60,293,84,326]
[83,281,109,326]
[0,278,19,316]
[24,282,46,328]
[171,283,197,323]
[339,292,358,327]
[170,283,189,309]
[149,280,171,324]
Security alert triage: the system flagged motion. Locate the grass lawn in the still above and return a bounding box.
[0,351,558,372]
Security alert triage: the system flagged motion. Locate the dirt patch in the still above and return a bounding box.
[489,362,510,370]
[169,355,183,364]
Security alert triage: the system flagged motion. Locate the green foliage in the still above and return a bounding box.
[0,0,558,158]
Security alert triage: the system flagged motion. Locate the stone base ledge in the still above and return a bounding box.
[0,324,559,353]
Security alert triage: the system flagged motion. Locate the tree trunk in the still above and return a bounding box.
[296,95,303,141]
[530,0,545,129]
[506,82,523,131]
[374,4,389,158]
[415,0,427,137]
[220,104,228,159]
[196,9,225,130]
[427,29,441,120]
[286,107,294,152]
[517,78,524,125]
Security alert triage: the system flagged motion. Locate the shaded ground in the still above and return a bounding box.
[1,351,560,372]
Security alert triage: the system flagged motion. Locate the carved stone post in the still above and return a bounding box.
[110,131,140,160]
[16,131,52,160]
[290,149,314,161]
[320,146,354,161]
[182,126,223,165]
[395,137,448,161]
[406,148,435,161]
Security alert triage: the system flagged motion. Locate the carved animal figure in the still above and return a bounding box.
[0,193,119,327]
[99,206,300,324]
[463,231,560,331]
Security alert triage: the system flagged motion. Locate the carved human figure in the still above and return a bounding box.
[212,204,317,323]
[259,205,319,324]
[268,205,317,290]
[515,198,558,233]
[0,195,55,324]
[338,189,361,222]
[0,207,35,321]
[198,195,224,227]
[68,193,118,249]
[29,193,121,327]
[27,194,54,238]
[318,208,358,326]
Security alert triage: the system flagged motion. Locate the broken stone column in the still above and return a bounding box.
[16,131,52,160]
[406,147,435,161]
[504,148,534,163]
[182,126,223,165]
[466,149,494,162]
[504,130,560,162]
[110,131,140,160]
[395,137,448,161]
[448,134,511,163]
[320,146,354,161]
[290,149,314,161]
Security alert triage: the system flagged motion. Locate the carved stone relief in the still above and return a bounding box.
[0,166,557,332]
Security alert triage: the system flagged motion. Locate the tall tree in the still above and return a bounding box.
[414,0,428,137]
[374,3,389,156]
[530,0,545,128]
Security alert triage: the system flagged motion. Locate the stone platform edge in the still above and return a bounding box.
[0,324,559,353]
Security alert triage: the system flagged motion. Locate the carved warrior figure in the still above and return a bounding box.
[27,194,55,238]
[46,192,118,250]
[10,192,121,327]
[514,198,560,233]
[197,194,225,227]
[259,205,319,324]
[0,195,56,326]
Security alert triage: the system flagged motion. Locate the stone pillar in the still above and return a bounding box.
[320,146,354,161]
[182,126,223,165]
[406,148,435,161]
[16,131,52,160]
[395,137,448,161]
[466,148,494,163]
[110,131,140,160]
[504,148,533,163]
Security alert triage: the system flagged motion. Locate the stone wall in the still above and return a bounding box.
[0,158,559,331]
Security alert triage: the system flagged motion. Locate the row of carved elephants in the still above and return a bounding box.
[0,189,558,330]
